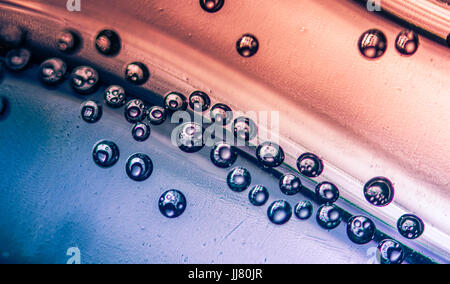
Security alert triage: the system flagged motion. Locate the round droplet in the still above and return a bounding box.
[39,58,67,85]
[315,182,339,204]
[148,106,167,125]
[279,174,302,195]
[200,0,224,13]
[0,24,25,48]
[124,99,146,123]
[57,30,80,53]
[189,91,211,112]
[210,103,233,125]
[297,153,323,178]
[159,189,187,218]
[132,122,151,142]
[124,62,149,85]
[256,141,285,168]
[377,239,405,264]
[267,200,292,225]
[164,92,187,112]
[294,201,313,220]
[5,48,31,71]
[176,122,204,153]
[92,140,119,168]
[363,177,394,207]
[71,66,99,94]
[358,29,387,59]
[248,185,269,206]
[126,153,153,181]
[232,116,257,141]
[236,34,259,57]
[80,100,102,123]
[227,167,251,192]
[346,216,376,244]
[397,214,424,239]
[95,29,121,56]
[395,30,419,56]
[104,85,126,108]
[210,142,238,168]
[316,204,342,230]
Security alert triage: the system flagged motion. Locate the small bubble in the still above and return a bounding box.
[316,204,342,230]
[315,182,339,204]
[80,100,102,123]
[346,215,376,244]
[210,103,233,125]
[200,0,224,13]
[71,66,99,94]
[148,106,167,125]
[227,167,251,192]
[189,91,211,112]
[5,48,31,71]
[159,189,187,218]
[176,122,204,153]
[124,99,146,123]
[363,177,394,207]
[0,24,25,48]
[358,29,387,59]
[124,62,150,85]
[164,92,187,112]
[294,201,313,220]
[397,214,424,239]
[232,116,257,141]
[395,30,419,56]
[297,153,323,178]
[377,239,405,264]
[132,122,151,142]
[92,140,119,168]
[279,174,302,195]
[39,58,67,85]
[267,200,292,225]
[105,85,126,108]
[210,142,238,168]
[95,29,121,56]
[57,30,80,53]
[248,185,269,206]
[256,141,285,168]
[126,153,153,181]
[236,34,259,57]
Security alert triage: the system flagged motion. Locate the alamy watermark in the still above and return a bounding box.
[366,0,382,12]
[66,247,81,264]
[67,0,81,12]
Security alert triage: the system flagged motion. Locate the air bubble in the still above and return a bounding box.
[80,100,102,123]
[210,103,232,125]
[104,85,126,108]
[267,200,292,225]
[126,153,153,181]
[363,177,394,207]
[176,122,204,153]
[256,141,285,168]
[159,189,187,218]
[57,30,80,53]
[297,153,323,178]
[377,239,405,264]
[189,91,211,112]
[315,182,339,204]
[95,29,121,56]
[124,62,149,85]
[124,99,146,123]
[279,174,302,195]
[132,122,151,142]
[397,214,424,239]
[39,58,67,85]
[5,48,31,71]
[316,204,342,230]
[210,142,237,168]
[227,167,251,192]
[395,30,419,56]
[164,92,187,112]
[200,0,224,13]
[92,140,119,168]
[358,29,387,59]
[148,106,167,125]
[236,34,259,57]
[248,185,269,206]
[346,216,376,245]
[232,116,257,141]
[71,66,99,94]
[294,201,313,220]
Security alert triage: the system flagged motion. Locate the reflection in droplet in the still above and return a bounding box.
[210,103,232,125]
[5,48,31,71]
[124,62,149,85]
[232,116,257,141]
[363,177,394,207]
[71,66,99,94]
[267,200,292,225]
[189,91,211,112]
[358,29,387,59]
[248,185,269,206]
[395,30,419,56]
[236,34,259,57]
[126,153,153,181]
[132,122,151,142]
[39,58,67,85]
[316,204,342,230]
[200,0,224,13]
[256,141,285,168]
[297,153,323,178]
[279,174,302,195]
[105,85,126,108]
[294,200,313,220]
[210,142,237,168]
[124,99,146,123]
[377,239,405,264]
[164,92,187,112]
[315,182,339,204]
[92,140,119,168]
[80,100,102,123]
[227,167,251,192]
[397,214,424,239]
[57,30,80,53]
[346,216,376,244]
[95,29,121,56]
[159,189,187,218]
[176,122,204,153]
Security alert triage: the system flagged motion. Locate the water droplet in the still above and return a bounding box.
[39,58,67,85]
[358,29,387,59]
[279,174,301,195]
[315,182,339,204]
[57,30,80,53]
[124,62,149,85]
[267,200,292,225]
[395,30,419,56]
[377,239,405,264]
[297,153,323,178]
[256,141,285,168]
[236,34,259,57]
[148,106,167,125]
[294,200,313,220]
[159,189,187,218]
[363,177,394,207]
[132,122,151,142]
[189,91,211,112]
[164,92,187,112]
[5,48,31,71]
[397,214,424,239]
[92,140,119,168]
[0,24,25,48]
[124,99,146,123]
[126,153,153,181]
[176,122,204,153]
[210,141,237,168]
[200,0,224,13]
[316,204,342,230]
[232,116,257,141]
[248,185,269,206]
[346,215,376,244]
[227,167,251,192]
[210,103,233,125]
[80,100,102,123]
[70,66,99,94]
[105,85,126,108]
[95,29,121,56]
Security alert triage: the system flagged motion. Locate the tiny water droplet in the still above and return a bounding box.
[124,99,146,123]
[164,92,187,112]
[363,177,394,207]
[210,142,237,168]
[105,85,126,108]
[200,0,224,13]
[279,174,301,195]
[159,189,187,218]
[176,122,204,153]
[316,204,342,230]
[126,153,153,181]
[294,200,313,220]
[71,66,99,94]
[39,58,67,85]
[80,100,102,123]
[148,105,167,125]
[92,140,119,168]
[395,30,419,56]
[377,239,405,264]
[236,34,259,57]
[124,62,149,85]
[346,215,376,244]
[5,48,31,71]
[358,29,387,59]
[397,214,424,239]
[315,181,339,204]
[95,29,121,56]
[227,167,251,192]
[248,185,269,206]
[132,122,151,142]
[256,141,285,168]
[57,30,80,53]
[232,116,257,141]
[210,103,232,125]
[267,200,292,225]
[189,91,211,112]
[297,153,323,178]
